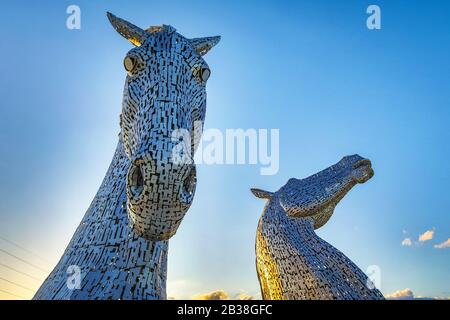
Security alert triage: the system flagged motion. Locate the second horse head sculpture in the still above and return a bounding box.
[252,155,384,300]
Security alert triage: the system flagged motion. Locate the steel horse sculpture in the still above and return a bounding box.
[252,155,385,300]
[34,13,220,299]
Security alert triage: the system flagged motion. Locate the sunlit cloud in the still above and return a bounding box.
[235,292,254,300]
[167,280,257,300]
[191,290,254,300]
[418,230,434,242]
[401,238,412,246]
[434,238,450,249]
[192,290,229,300]
[386,288,450,300]
[385,288,414,300]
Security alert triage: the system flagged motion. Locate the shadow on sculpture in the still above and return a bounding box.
[33,12,220,300]
[252,155,385,300]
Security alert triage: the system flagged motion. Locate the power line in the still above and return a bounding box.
[0,289,28,300]
[0,248,50,274]
[0,236,51,265]
[0,276,36,292]
[0,262,44,282]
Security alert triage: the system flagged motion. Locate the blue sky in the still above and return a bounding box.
[0,0,449,299]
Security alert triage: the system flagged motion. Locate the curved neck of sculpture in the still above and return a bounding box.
[269,200,350,262]
[34,139,169,300]
[271,201,318,244]
[257,199,383,300]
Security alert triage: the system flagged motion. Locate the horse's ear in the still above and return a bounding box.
[107,12,147,47]
[251,188,273,200]
[189,36,221,56]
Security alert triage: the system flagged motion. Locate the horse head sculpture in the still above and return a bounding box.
[252,155,384,300]
[33,13,220,300]
[252,154,374,229]
[108,13,220,240]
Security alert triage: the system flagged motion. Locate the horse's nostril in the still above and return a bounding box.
[128,164,145,199]
[184,170,194,193]
[180,166,197,205]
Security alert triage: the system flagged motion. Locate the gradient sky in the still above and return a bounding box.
[0,0,449,300]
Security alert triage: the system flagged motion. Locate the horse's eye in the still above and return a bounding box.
[124,56,137,74]
[200,68,210,82]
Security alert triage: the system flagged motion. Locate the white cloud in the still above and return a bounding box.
[434,238,450,249]
[401,238,412,246]
[386,288,450,300]
[385,288,414,300]
[418,229,434,242]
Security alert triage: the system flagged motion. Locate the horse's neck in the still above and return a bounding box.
[262,201,384,300]
[34,140,169,300]
[264,200,317,240]
[267,202,348,264]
